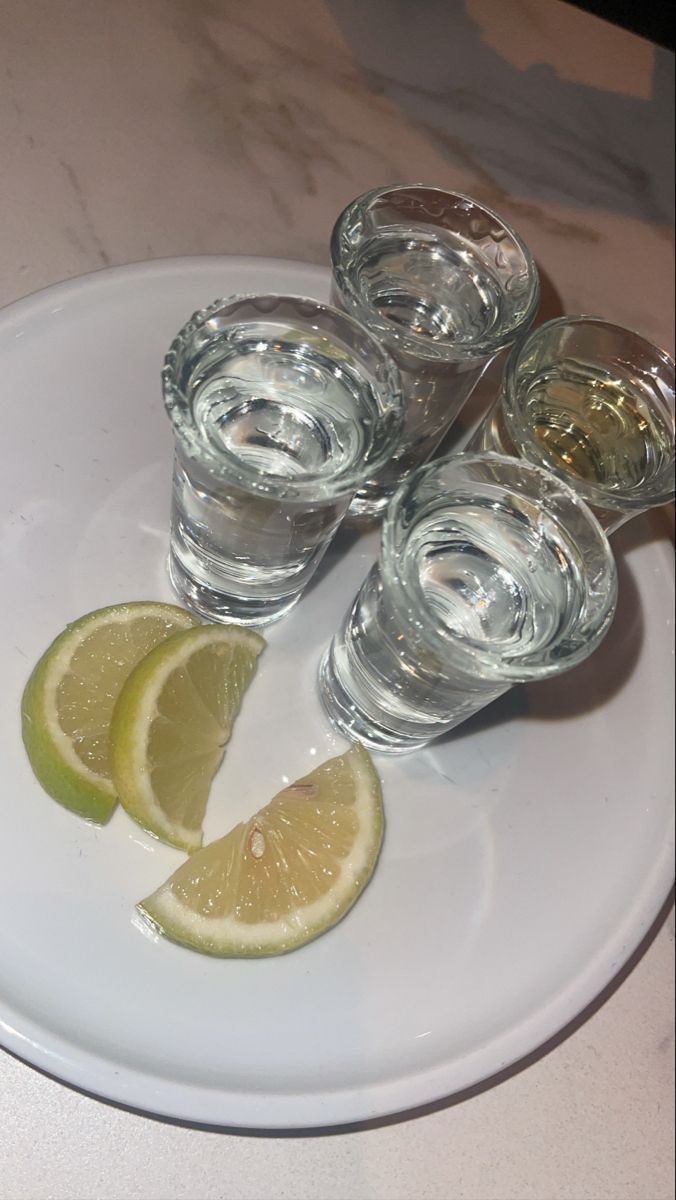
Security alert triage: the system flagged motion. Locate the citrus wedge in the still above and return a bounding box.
[110,624,265,852]
[21,602,199,823]
[138,743,384,956]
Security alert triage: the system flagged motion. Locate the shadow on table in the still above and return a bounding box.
[325,0,674,227]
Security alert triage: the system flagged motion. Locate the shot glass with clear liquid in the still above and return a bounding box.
[467,316,675,532]
[319,453,617,753]
[330,185,540,519]
[162,294,403,624]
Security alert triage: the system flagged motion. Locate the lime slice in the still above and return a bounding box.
[138,744,384,956]
[110,624,265,852]
[21,602,199,824]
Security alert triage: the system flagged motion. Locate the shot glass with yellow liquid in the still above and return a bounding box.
[468,316,675,533]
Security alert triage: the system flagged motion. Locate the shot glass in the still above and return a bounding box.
[467,316,675,532]
[162,294,403,624]
[318,453,617,752]
[330,184,540,518]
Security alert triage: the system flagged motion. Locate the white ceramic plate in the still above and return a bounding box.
[0,257,673,1130]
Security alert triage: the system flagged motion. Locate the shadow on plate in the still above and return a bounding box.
[611,502,675,556]
[523,544,645,723]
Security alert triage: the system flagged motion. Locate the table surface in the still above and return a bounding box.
[0,2,673,1198]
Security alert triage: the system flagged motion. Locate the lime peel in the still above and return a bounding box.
[21,602,199,823]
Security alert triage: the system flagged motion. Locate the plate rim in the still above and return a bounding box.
[0,253,330,326]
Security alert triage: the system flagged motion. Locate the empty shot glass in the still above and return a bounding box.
[163,294,403,624]
[318,453,617,752]
[330,185,540,518]
[467,316,675,532]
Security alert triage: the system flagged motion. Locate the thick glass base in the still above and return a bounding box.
[167,551,302,627]
[317,648,433,754]
[346,487,394,523]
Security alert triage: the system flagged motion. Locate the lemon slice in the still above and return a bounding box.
[138,744,384,956]
[110,624,265,852]
[21,602,199,824]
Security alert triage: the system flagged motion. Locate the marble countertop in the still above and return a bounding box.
[1,2,673,1198]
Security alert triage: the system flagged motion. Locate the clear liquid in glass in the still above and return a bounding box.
[170,332,381,622]
[353,229,505,348]
[320,494,590,751]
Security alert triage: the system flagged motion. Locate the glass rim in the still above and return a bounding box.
[162,292,404,502]
[380,451,618,682]
[330,183,541,362]
[502,315,676,512]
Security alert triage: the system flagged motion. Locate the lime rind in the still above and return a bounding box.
[22,648,116,823]
[21,602,199,823]
[138,744,384,956]
[110,624,266,852]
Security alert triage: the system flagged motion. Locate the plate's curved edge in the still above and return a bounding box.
[0,255,673,1131]
[1,838,673,1131]
[1,727,673,1129]
[0,253,330,327]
